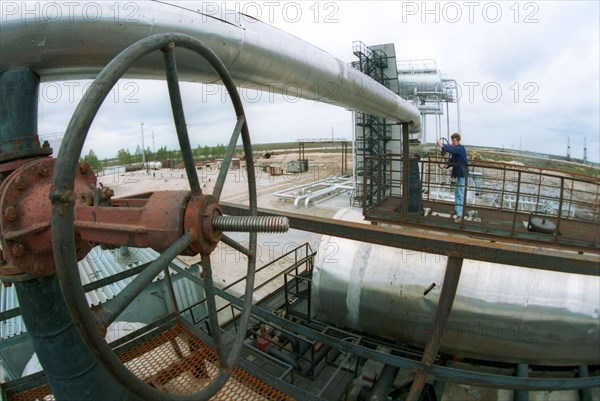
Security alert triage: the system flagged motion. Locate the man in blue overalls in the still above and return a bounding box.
[437,133,468,223]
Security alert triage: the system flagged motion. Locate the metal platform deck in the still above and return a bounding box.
[366,196,600,253]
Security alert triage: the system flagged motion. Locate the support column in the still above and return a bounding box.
[514,364,529,401]
[578,365,593,401]
[0,70,51,165]
[406,256,463,401]
[401,122,410,219]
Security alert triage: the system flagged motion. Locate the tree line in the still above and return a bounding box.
[80,144,229,172]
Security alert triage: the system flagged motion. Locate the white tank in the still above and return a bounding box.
[397,71,453,102]
[312,208,600,366]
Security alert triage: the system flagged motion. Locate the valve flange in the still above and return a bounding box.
[0,158,96,280]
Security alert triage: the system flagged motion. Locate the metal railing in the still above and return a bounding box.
[181,243,316,328]
[363,154,600,249]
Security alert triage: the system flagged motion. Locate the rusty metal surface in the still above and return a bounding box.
[75,190,189,251]
[0,136,52,163]
[183,195,223,256]
[0,158,96,278]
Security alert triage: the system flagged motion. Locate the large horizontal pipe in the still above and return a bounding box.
[311,208,599,366]
[0,1,421,132]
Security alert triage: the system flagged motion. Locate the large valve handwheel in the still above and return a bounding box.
[51,33,261,400]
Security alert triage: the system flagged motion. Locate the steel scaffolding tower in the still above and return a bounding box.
[351,41,395,207]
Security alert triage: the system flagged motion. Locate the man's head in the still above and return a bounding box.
[451,133,461,145]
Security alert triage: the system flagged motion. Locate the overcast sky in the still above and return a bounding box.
[36,1,599,163]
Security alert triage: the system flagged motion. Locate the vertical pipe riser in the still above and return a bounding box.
[0,70,51,163]
[15,277,137,400]
[2,68,135,401]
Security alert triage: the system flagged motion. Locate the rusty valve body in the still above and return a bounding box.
[1,158,231,282]
[0,158,96,279]
[1,158,288,283]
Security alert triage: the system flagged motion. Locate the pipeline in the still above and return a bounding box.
[15,277,136,400]
[0,1,421,133]
[273,176,354,208]
[369,364,400,401]
[302,182,354,209]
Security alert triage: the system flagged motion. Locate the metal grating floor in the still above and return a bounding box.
[8,324,294,401]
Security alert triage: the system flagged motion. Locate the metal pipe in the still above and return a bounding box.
[0,1,421,132]
[274,176,351,199]
[511,171,522,236]
[514,364,530,401]
[446,101,450,141]
[15,276,135,400]
[302,181,354,208]
[401,123,410,218]
[370,364,399,401]
[578,365,594,401]
[555,177,565,241]
[272,177,353,208]
[0,70,51,163]
[303,207,600,365]
[266,346,299,368]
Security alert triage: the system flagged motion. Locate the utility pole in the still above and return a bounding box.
[140,122,147,171]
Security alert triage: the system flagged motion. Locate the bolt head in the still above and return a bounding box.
[101,187,114,200]
[33,261,44,274]
[11,243,25,258]
[79,163,90,175]
[15,175,26,190]
[83,192,93,206]
[4,206,17,222]
[36,162,48,176]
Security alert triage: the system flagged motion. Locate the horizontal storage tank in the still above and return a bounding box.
[311,208,600,366]
[397,71,453,102]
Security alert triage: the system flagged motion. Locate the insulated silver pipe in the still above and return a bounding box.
[0,1,421,132]
[312,208,600,366]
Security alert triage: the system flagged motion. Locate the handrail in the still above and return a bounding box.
[361,154,599,249]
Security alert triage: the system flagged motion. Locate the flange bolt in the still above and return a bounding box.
[4,207,17,222]
[12,244,25,258]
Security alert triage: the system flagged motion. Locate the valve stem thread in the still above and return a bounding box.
[212,215,289,233]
